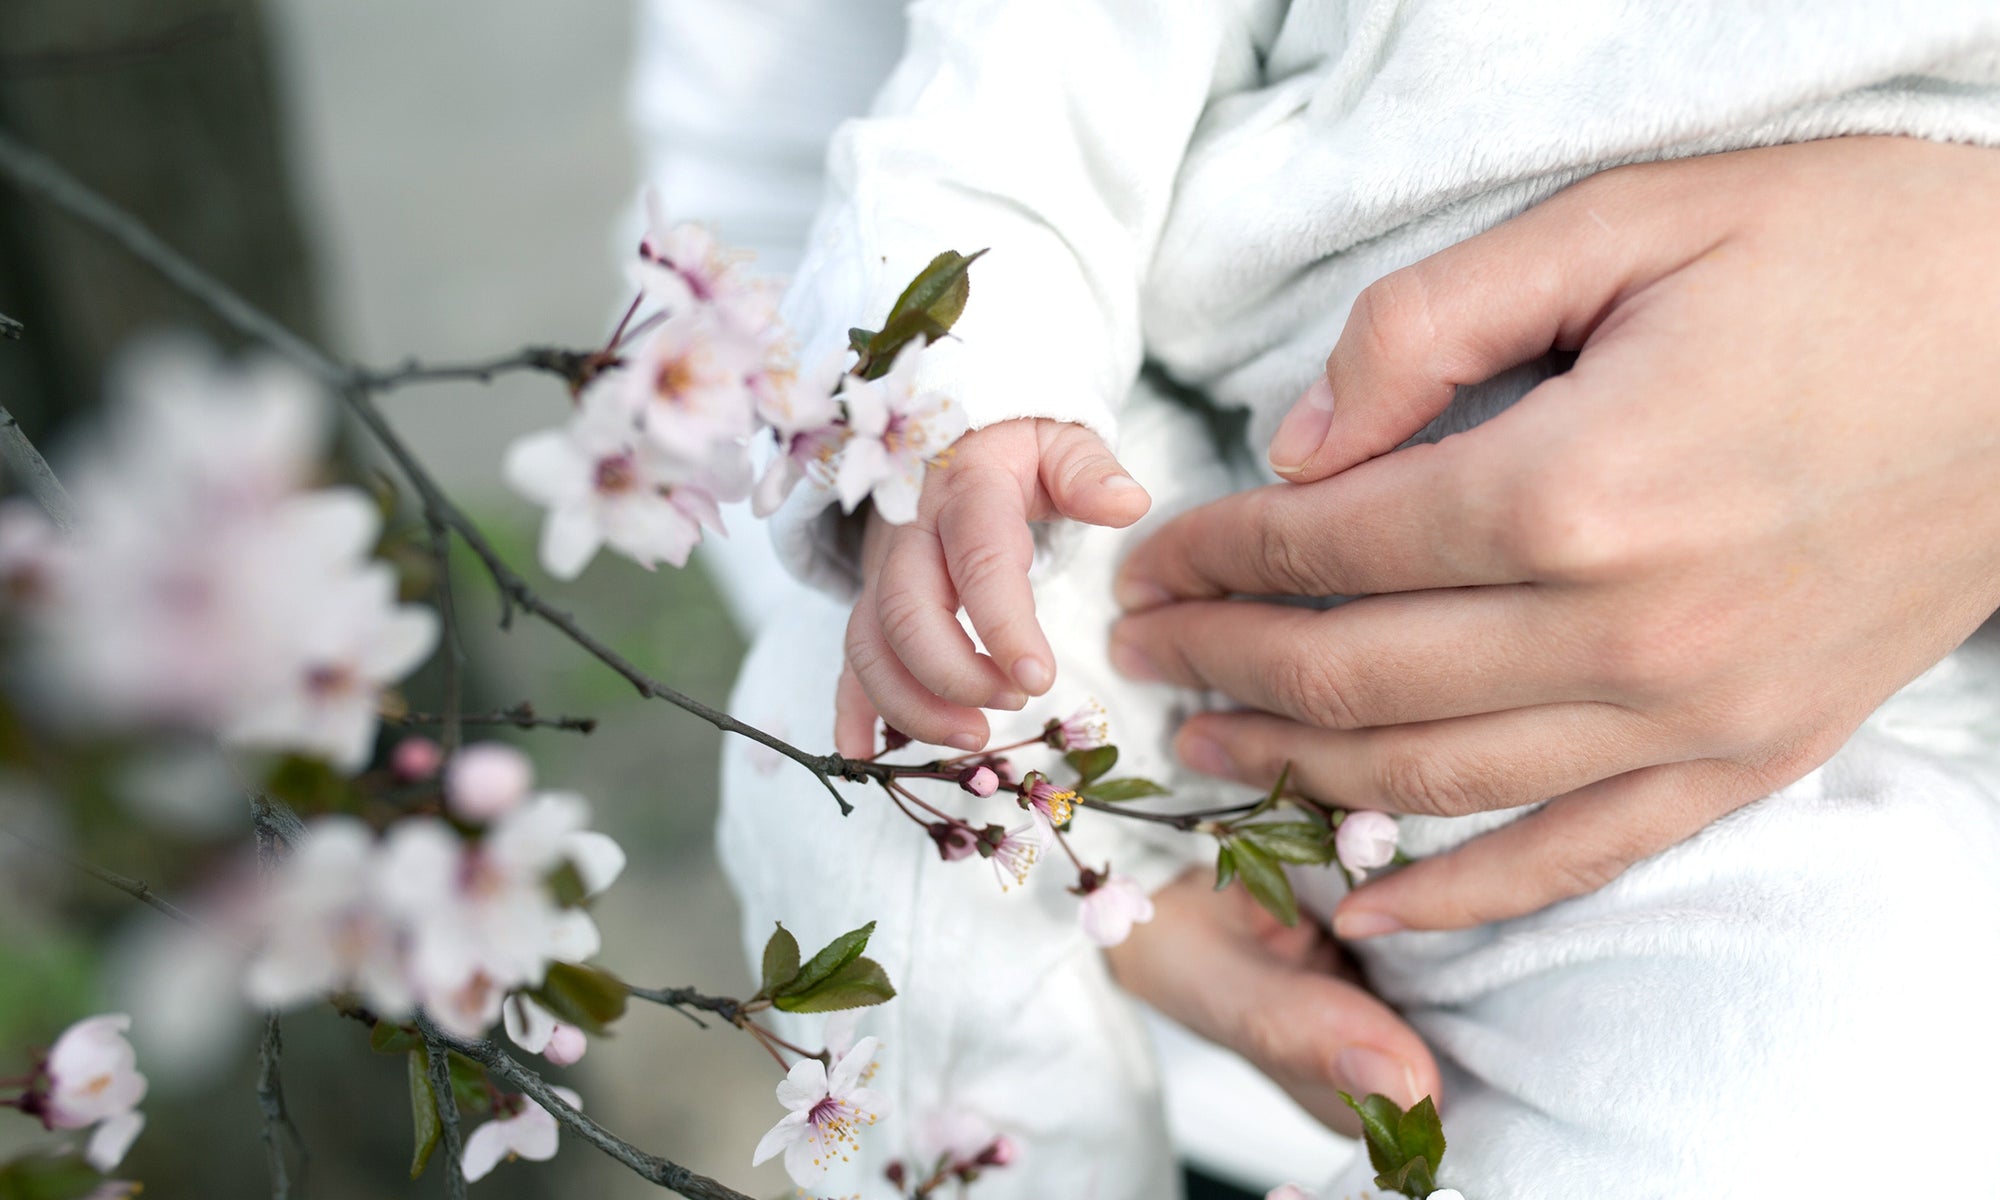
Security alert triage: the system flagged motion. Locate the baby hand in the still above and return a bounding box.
[835,418,1151,757]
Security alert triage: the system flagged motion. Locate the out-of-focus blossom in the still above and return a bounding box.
[1427,1191,1465,1200]
[244,818,415,1017]
[1266,1186,1312,1200]
[0,501,59,604]
[84,1112,145,1173]
[1044,701,1109,752]
[462,1087,579,1182]
[913,1108,1015,1179]
[446,744,534,821]
[543,1023,588,1066]
[392,737,444,783]
[504,386,742,580]
[752,1036,887,1189]
[1077,874,1155,947]
[753,351,849,517]
[634,189,778,334]
[832,341,965,525]
[619,312,758,462]
[1335,810,1400,881]
[503,994,586,1065]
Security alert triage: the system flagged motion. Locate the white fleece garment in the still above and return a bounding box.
[692,1,2000,1196]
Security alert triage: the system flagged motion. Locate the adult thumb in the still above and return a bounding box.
[1268,162,1731,483]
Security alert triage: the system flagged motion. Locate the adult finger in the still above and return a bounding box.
[933,464,1056,697]
[842,596,990,752]
[1112,586,1590,729]
[1269,158,1740,482]
[1174,702,1668,819]
[1117,434,1522,609]
[1332,758,1766,936]
[875,518,1025,710]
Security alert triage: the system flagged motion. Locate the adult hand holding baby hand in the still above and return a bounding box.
[836,417,1150,757]
[1112,136,2000,935]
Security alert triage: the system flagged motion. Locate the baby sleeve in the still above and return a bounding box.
[771,0,1274,597]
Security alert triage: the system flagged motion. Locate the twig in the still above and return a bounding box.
[0,128,860,816]
[414,1016,754,1200]
[355,349,597,392]
[0,13,234,80]
[256,1014,305,1200]
[0,405,76,529]
[429,520,464,757]
[422,1033,470,1200]
[249,793,310,847]
[624,985,744,1029]
[390,703,597,735]
[4,824,200,925]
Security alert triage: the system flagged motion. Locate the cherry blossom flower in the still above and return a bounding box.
[752,351,849,517]
[832,341,965,524]
[462,1087,580,1182]
[1335,810,1400,881]
[618,312,759,462]
[0,500,59,605]
[1077,874,1155,947]
[446,743,534,821]
[220,559,439,771]
[1044,701,1109,751]
[983,820,1047,891]
[913,1108,1016,1179]
[39,1014,147,1172]
[504,386,743,579]
[634,189,777,334]
[1265,1186,1312,1200]
[752,1036,887,1188]
[503,994,586,1065]
[1020,774,1078,828]
[244,817,416,1017]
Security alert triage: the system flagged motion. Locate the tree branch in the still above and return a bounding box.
[415,1016,754,1200]
[4,824,200,925]
[257,1014,305,1200]
[390,703,597,735]
[624,985,744,1030]
[355,349,598,392]
[422,1033,470,1200]
[0,404,76,529]
[0,126,859,816]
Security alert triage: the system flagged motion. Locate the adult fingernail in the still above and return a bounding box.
[988,688,1028,711]
[1332,909,1404,940]
[1179,734,1230,777]
[1109,638,1161,683]
[1337,1046,1423,1109]
[1011,657,1052,693]
[945,732,985,752]
[1267,376,1336,475]
[1114,576,1170,612]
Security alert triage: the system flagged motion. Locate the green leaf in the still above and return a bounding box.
[1396,1096,1446,1178]
[1236,821,1335,865]
[1375,1157,1438,1199]
[1212,842,1240,891]
[408,1050,442,1180]
[1081,777,1169,803]
[848,327,878,355]
[760,923,802,998]
[1064,746,1119,788]
[1228,837,1299,926]
[371,1020,421,1055]
[886,249,986,335]
[1338,1091,1407,1176]
[0,1154,103,1200]
[771,955,897,1013]
[858,309,949,379]
[532,962,629,1035]
[775,922,876,999]
[447,1052,493,1116]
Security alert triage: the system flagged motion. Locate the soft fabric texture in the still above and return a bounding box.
[638,0,2000,1195]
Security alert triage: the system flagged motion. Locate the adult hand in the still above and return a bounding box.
[1110,136,2000,937]
[1102,867,1441,1132]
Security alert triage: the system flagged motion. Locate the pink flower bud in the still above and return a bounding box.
[445,743,533,821]
[1335,810,1400,877]
[880,723,913,752]
[977,1135,1017,1167]
[885,1162,908,1188]
[929,822,979,862]
[959,765,999,797]
[391,737,443,782]
[543,1024,587,1065]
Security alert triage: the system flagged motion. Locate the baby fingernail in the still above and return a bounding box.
[1332,909,1404,940]
[1337,1046,1423,1109]
[1179,735,1230,776]
[1109,639,1161,682]
[1012,657,1053,693]
[1103,473,1143,492]
[1268,376,1336,474]
[945,732,985,752]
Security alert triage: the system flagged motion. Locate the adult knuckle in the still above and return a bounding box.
[1271,647,1365,731]
[1500,460,1635,581]
[1375,746,1477,817]
[1347,268,1441,375]
[1248,494,1321,592]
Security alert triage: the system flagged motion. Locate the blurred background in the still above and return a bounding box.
[0,1,814,1194]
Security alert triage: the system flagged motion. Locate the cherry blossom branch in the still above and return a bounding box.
[429,521,466,757]
[0,404,76,529]
[412,1015,755,1200]
[3,825,200,926]
[623,985,745,1029]
[422,1031,471,1200]
[355,348,599,392]
[389,703,599,735]
[0,127,863,816]
[257,1014,304,1200]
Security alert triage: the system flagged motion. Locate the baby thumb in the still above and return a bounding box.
[1038,423,1151,528]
